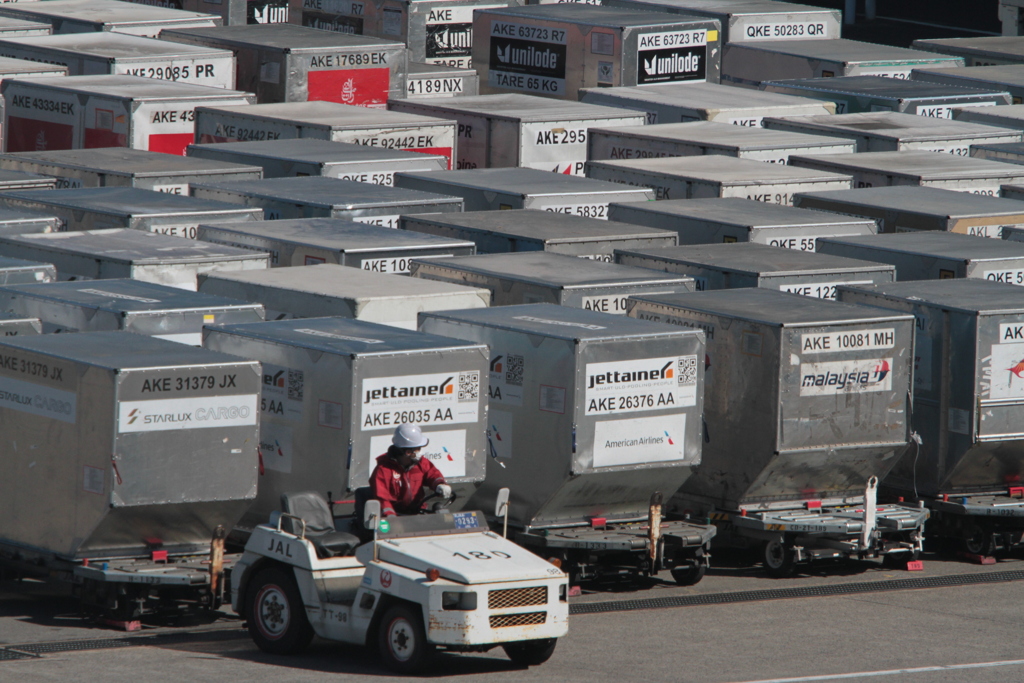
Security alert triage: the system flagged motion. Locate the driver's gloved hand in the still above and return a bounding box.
[436,483,452,498]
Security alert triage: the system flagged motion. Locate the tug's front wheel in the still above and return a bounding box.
[378,603,434,674]
[503,638,557,667]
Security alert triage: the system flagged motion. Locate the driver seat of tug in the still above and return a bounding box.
[280,491,361,558]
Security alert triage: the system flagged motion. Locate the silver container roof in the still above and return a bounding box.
[840,278,1024,314]
[0,17,51,35]
[0,279,261,314]
[412,251,694,288]
[617,242,894,277]
[0,170,56,190]
[401,209,676,243]
[592,120,853,150]
[161,23,403,52]
[0,31,232,60]
[763,74,1012,99]
[610,196,877,229]
[0,56,67,75]
[390,92,654,122]
[766,111,1022,143]
[789,150,1024,181]
[588,154,852,183]
[0,0,222,29]
[0,187,261,219]
[4,74,252,101]
[913,36,1024,61]
[196,101,453,128]
[952,104,1024,127]
[972,141,1024,158]
[395,167,653,196]
[0,148,262,180]
[189,176,462,209]
[819,231,1024,261]
[0,256,56,282]
[481,3,720,28]
[186,139,445,166]
[795,186,1024,218]
[912,65,1024,91]
[580,82,834,115]
[0,228,267,265]
[728,38,965,64]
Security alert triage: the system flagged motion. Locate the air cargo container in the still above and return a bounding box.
[0,311,41,336]
[473,4,721,98]
[203,316,489,534]
[189,176,462,226]
[625,287,926,575]
[588,121,854,164]
[0,187,263,239]
[394,167,652,216]
[389,94,645,175]
[953,103,1024,130]
[816,231,1024,284]
[0,331,260,620]
[793,186,1024,239]
[1,75,255,156]
[761,76,1011,118]
[586,155,852,204]
[0,56,68,150]
[579,82,835,126]
[0,207,61,236]
[160,24,406,106]
[405,61,479,99]
[788,150,1024,196]
[722,38,963,88]
[764,111,1022,154]
[912,65,1024,105]
[0,0,222,37]
[0,33,236,89]
[0,279,265,343]
[0,169,56,192]
[186,139,447,184]
[0,17,52,37]
[400,208,677,261]
[607,197,877,251]
[120,0,292,26]
[0,228,269,289]
[615,242,894,297]
[912,36,1024,67]
[194,101,457,168]
[0,148,262,193]
[0,256,56,285]
[419,303,716,584]
[197,263,489,328]
[197,216,475,271]
[838,278,1024,556]
[971,141,1024,168]
[410,251,695,313]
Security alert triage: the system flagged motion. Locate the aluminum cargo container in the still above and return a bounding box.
[159,24,407,107]
[586,155,852,204]
[194,101,457,169]
[0,256,56,284]
[722,39,963,88]
[0,310,41,336]
[0,278,265,343]
[624,288,923,573]
[203,316,489,533]
[0,170,56,192]
[579,82,835,126]
[473,5,722,98]
[607,197,877,251]
[296,0,507,69]
[1003,225,1024,242]
[0,187,263,239]
[394,167,652,216]
[120,0,292,26]
[600,0,840,44]
[0,331,259,560]
[793,186,1024,239]
[0,0,222,37]
[197,263,490,327]
[405,61,479,99]
[410,251,696,313]
[761,75,1011,118]
[615,242,894,298]
[0,148,262,193]
[419,303,715,584]
[197,216,475,271]
[2,75,255,156]
[952,103,1024,130]
[997,183,1024,202]
[0,228,269,289]
[764,111,1023,154]
[837,278,1024,553]
[912,65,1024,105]
[588,121,855,165]
[789,150,1024,196]
[0,17,52,38]
[400,208,677,260]
[189,176,462,226]
[186,139,447,184]
[0,57,68,151]
[0,33,235,89]
[971,141,1024,168]
[816,232,1024,284]
[0,207,61,236]
[912,36,1024,67]
[389,94,645,175]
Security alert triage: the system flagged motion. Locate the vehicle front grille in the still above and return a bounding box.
[489,611,546,628]
[488,586,547,610]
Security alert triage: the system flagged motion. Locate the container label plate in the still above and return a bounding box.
[797,358,893,396]
[736,19,833,41]
[985,323,1024,399]
[308,66,390,109]
[592,414,688,467]
[426,4,502,68]
[407,75,465,97]
[780,280,873,301]
[361,371,480,430]
[352,214,400,229]
[488,20,567,96]
[0,375,76,424]
[637,30,708,85]
[983,268,1024,286]
[800,328,895,354]
[584,355,698,415]
[118,394,258,432]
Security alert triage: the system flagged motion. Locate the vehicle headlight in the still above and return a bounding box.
[441,591,478,611]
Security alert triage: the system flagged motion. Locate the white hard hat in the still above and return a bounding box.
[393,423,429,449]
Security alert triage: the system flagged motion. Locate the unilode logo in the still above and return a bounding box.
[364,377,453,403]
[588,361,673,389]
[495,43,560,69]
[799,358,894,396]
[490,37,566,79]
[643,52,701,78]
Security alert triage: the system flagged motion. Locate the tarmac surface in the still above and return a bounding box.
[2,550,1023,682]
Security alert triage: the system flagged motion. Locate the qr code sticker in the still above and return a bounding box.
[288,369,304,401]
[677,355,697,385]
[458,371,479,401]
[505,354,524,386]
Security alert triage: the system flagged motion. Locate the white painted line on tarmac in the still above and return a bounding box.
[725,658,1024,683]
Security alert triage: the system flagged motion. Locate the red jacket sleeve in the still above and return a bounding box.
[420,458,446,491]
[370,464,399,516]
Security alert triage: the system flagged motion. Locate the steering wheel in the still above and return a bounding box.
[419,490,458,513]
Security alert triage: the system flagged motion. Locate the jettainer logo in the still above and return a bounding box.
[361,371,480,430]
[798,358,893,396]
[585,356,698,416]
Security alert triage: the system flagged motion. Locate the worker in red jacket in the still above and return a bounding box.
[370,424,451,517]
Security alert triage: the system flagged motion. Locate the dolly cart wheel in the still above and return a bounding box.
[670,561,707,586]
[963,523,995,556]
[379,603,435,674]
[247,567,314,655]
[763,539,798,578]
[503,638,557,666]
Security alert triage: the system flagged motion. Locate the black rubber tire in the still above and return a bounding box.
[378,603,434,674]
[670,562,707,586]
[763,539,798,578]
[503,638,558,667]
[246,566,314,655]
[882,549,920,568]
[963,524,995,556]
